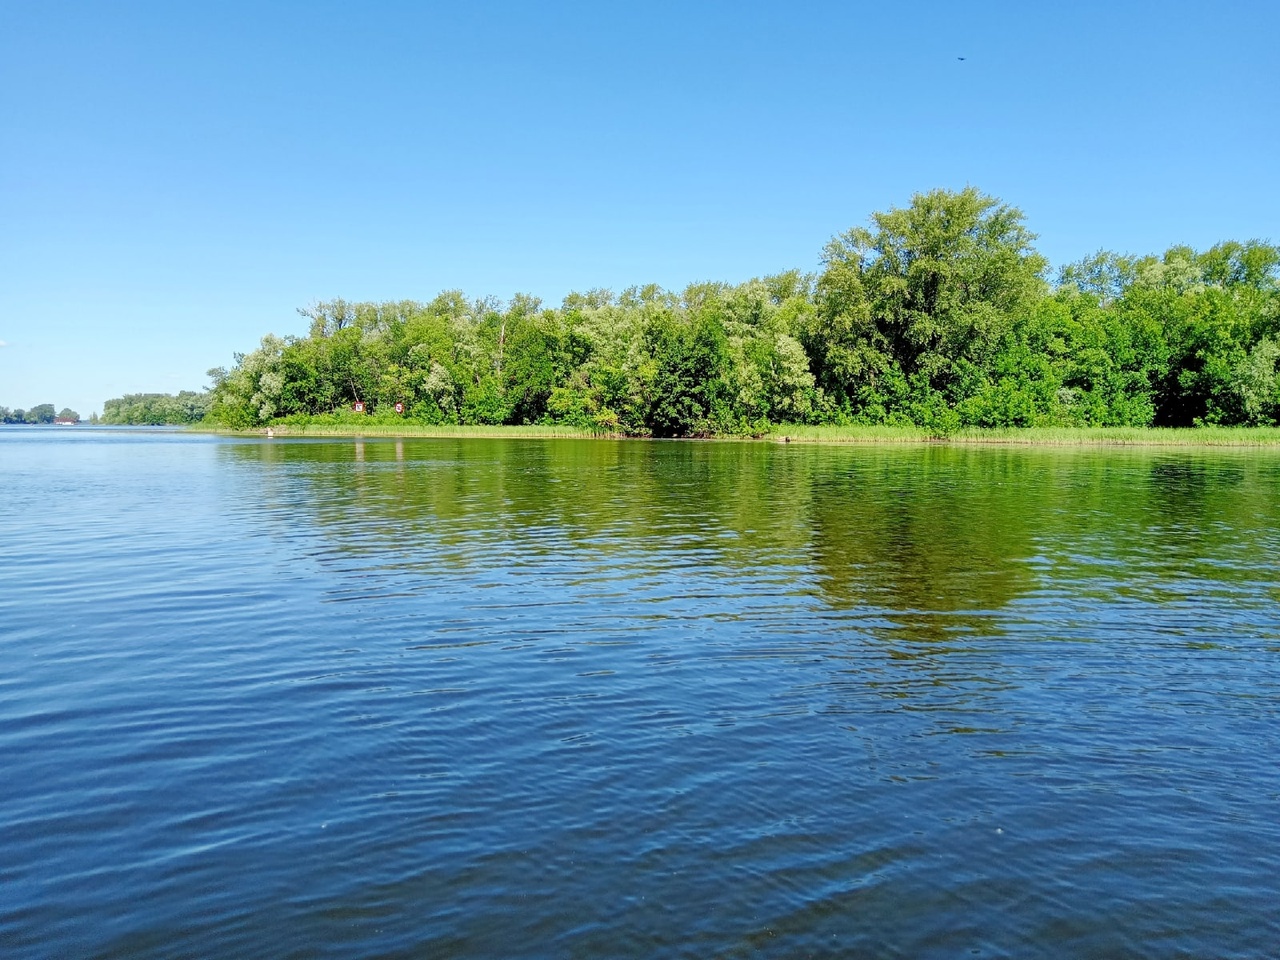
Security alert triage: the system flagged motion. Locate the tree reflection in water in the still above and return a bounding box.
[222,437,1280,721]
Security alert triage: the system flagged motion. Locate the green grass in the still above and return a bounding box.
[765,424,1280,446]
[761,424,939,444]
[199,421,1280,447]
[206,422,615,439]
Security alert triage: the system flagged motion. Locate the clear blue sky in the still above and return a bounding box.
[2,0,1277,416]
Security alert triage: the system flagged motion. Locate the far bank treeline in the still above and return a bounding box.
[131,188,1280,434]
[0,404,81,424]
[100,391,210,425]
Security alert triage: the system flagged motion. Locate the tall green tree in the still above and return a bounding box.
[811,187,1048,420]
[26,403,56,424]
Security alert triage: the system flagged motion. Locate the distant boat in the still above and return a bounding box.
[54,418,78,425]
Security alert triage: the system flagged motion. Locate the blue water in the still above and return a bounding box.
[2,427,1278,958]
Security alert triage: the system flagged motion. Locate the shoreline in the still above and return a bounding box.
[195,423,1280,448]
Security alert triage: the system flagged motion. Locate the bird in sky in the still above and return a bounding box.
[958,56,966,61]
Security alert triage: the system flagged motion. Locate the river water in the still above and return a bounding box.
[2,427,1278,958]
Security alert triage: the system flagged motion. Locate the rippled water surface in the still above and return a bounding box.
[3,427,1279,958]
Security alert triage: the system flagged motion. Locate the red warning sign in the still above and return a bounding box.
[352,401,365,413]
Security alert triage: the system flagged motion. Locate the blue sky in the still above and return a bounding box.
[2,0,1277,416]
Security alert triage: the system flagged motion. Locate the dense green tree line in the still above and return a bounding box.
[101,391,211,425]
[202,187,1280,434]
[0,404,79,424]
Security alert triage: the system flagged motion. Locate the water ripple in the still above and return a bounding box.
[1,431,1279,957]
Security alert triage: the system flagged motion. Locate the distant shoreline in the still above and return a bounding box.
[196,423,1280,448]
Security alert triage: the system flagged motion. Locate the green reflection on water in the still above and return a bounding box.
[225,438,1280,637]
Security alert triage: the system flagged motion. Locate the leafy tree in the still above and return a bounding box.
[503,310,572,424]
[1057,251,1138,305]
[812,187,1048,420]
[1230,339,1280,424]
[1117,242,1280,425]
[643,309,732,436]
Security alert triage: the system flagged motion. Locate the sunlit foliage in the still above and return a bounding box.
[101,392,211,425]
[195,189,1279,434]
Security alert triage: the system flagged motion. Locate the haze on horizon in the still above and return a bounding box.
[2,0,1277,417]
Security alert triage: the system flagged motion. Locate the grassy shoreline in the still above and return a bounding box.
[197,422,1280,447]
[205,423,615,439]
[769,424,1280,446]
